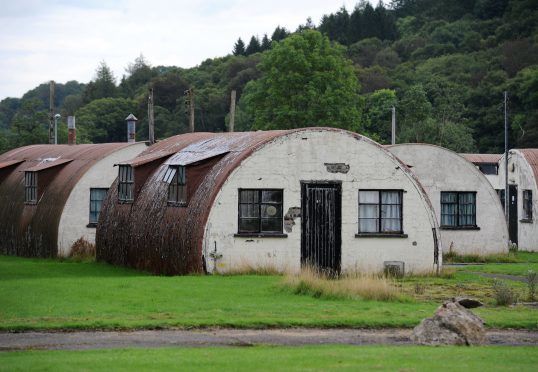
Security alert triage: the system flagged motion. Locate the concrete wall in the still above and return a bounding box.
[499,151,538,251]
[57,143,146,256]
[204,130,440,275]
[389,144,508,255]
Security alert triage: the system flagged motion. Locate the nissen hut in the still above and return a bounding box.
[97,128,441,275]
[388,144,508,255]
[498,149,538,251]
[0,143,146,257]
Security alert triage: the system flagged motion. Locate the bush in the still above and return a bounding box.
[492,279,519,306]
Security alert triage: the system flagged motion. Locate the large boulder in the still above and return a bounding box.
[411,298,486,346]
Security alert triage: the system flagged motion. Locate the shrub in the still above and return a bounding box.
[69,238,95,261]
[281,267,408,302]
[492,279,519,306]
[526,270,538,302]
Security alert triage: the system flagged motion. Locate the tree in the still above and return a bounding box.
[10,98,48,147]
[82,61,117,103]
[242,30,362,132]
[120,54,156,96]
[233,38,246,56]
[362,89,398,143]
[75,97,137,143]
[271,26,289,43]
[260,34,272,51]
[245,36,261,55]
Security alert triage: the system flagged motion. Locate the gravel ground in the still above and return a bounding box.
[1,328,537,351]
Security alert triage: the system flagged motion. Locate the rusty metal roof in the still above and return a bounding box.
[97,128,436,275]
[0,143,142,257]
[0,159,24,169]
[519,149,538,189]
[460,153,502,164]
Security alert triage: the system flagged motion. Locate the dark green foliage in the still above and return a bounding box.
[233,38,246,56]
[242,30,362,132]
[82,61,117,103]
[245,36,261,55]
[9,98,48,147]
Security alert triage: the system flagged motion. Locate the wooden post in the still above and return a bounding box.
[229,90,236,132]
[48,81,55,144]
[148,88,155,144]
[189,88,195,133]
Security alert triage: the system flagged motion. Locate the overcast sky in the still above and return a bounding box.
[0,0,368,101]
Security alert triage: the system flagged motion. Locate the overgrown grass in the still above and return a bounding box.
[281,267,409,302]
[458,262,538,276]
[1,346,538,372]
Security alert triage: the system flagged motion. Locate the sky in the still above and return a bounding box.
[0,0,365,101]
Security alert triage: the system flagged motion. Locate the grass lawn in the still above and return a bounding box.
[458,262,538,276]
[0,255,537,331]
[1,345,537,371]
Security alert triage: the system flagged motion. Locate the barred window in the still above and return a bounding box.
[523,190,533,220]
[358,190,403,233]
[24,171,37,204]
[163,165,187,206]
[118,165,134,202]
[238,189,283,234]
[441,192,476,227]
[89,188,108,225]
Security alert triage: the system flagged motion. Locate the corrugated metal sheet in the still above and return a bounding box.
[460,153,502,164]
[97,128,436,275]
[24,158,73,172]
[519,149,538,189]
[0,143,140,257]
[0,159,24,169]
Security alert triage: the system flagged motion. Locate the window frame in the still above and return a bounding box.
[24,171,38,204]
[164,165,187,207]
[117,165,134,203]
[522,190,533,221]
[357,189,404,236]
[236,188,285,237]
[440,191,478,229]
[88,187,109,227]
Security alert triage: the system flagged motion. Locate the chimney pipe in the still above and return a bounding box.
[125,113,138,143]
[67,116,76,145]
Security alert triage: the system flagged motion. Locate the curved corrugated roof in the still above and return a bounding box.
[97,128,437,275]
[0,143,141,257]
[460,153,502,164]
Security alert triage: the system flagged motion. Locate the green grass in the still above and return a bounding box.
[442,251,532,264]
[1,346,537,371]
[458,263,538,276]
[1,255,537,331]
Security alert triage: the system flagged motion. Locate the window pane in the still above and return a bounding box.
[240,204,259,218]
[262,190,282,203]
[381,218,401,232]
[239,218,259,232]
[359,191,379,204]
[240,190,259,204]
[441,192,457,203]
[381,204,400,219]
[381,191,400,204]
[359,219,378,233]
[261,218,282,232]
[360,204,378,218]
[261,204,282,218]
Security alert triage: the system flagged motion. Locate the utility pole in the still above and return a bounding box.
[391,106,396,145]
[504,91,509,248]
[48,81,55,144]
[229,90,236,132]
[148,88,155,144]
[184,88,195,132]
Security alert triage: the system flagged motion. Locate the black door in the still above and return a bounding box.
[301,182,342,274]
[508,185,518,245]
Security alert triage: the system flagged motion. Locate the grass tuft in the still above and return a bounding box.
[217,260,283,276]
[443,251,520,264]
[68,238,96,261]
[281,267,409,302]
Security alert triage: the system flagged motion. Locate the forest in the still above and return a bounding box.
[0,0,537,154]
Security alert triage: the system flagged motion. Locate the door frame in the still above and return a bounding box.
[508,184,518,245]
[300,181,342,274]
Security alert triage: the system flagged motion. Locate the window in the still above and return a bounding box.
[358,190,403,234]
[118,165,134,202]
[238,189,283,234]
[163,165,187,206]
[523,190,533,220]
[88,188,108,226]
[24,171,37,204]
[478,163,498,175]
[440,192,476,228]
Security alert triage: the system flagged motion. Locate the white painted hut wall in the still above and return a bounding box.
[204,131,439,275]
[57,143,146,256]
[499,151,538,251]
[389,145,508,255]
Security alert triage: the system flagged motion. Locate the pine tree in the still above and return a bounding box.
[233,38,246,56]
[271,26,289,43]
[245,36,261,55]
[261,34,271,51]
